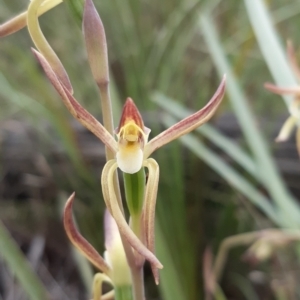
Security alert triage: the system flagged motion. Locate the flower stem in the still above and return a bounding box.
[130,266,145,300]
[114,285,134,300]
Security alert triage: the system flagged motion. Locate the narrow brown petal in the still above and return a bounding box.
[83,0,109,86]
[143,158,160,284]
[144,75,226,158]
[101,161,163,270]
[32,49,118,154]
[27,0,72,92]
[0,0,63,37]
[64,193,111,275]
[264,83,300,95]
[287,40,300,81]
[0,12,28,37]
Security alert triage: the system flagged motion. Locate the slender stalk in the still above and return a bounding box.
[98,84,115,160]
[84,1,145,296]
[130,266,145,300]
[115,285,134,300]
[213,229,300,282]
[213,232,259,282]
[97,52,146,300]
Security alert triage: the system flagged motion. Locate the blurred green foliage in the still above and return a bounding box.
[1,0,300,299]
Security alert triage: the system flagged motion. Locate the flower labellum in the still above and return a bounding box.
[116,98,150,174]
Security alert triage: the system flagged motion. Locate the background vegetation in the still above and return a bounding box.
[1,0,300,299]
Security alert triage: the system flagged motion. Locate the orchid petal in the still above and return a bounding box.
[64,193,111,275]
[116,98,148,173]
[83,0,109,87]
[101,160,163,270]
[100,290,115,300]
[287,40,300,81]
[92,273,112,300]
[144,75,226,158]
[264,83,300,95]
[32,49,118,154]
[116,145,144,174]
[275,116,297,142]
[117,98,145,134]
[104,210,131,286]
[27,0,72,92]
[0,0,62,37]
[143,158,160,284]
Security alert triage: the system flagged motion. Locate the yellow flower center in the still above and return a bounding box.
[118,120,145,143]
[116,120,145,174]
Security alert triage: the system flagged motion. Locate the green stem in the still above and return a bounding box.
[123,168,145,216]
[115,285,134,300]
[123,169,146,300]
[130,266,145,300]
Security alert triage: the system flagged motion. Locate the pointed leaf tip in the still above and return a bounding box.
[64,193,111,275]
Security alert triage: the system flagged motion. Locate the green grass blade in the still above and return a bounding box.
[152,92,257,178]
[156,221,186,300]
[156,140,196,299]
[144,0,203,88]
[0,219,49,300]
[162,115,278,223]
[244,0,297,108]
[199,13,300,227]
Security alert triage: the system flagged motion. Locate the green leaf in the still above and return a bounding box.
[162,114,278,224]
[0,219,48,300]
[199,13,300,227]
[244,0,297,108]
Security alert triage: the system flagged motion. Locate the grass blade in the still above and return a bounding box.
[0,219,48,300]
[152,92,257,178]
[199,13,300,227]
[162,115,278,223]
[244,0,297,108]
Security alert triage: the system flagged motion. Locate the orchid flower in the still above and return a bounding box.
[0,0,226,287]
[65,199,131,300]
[265,40,300,156]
